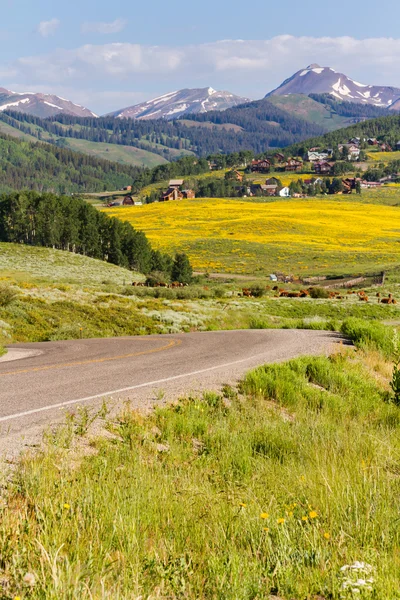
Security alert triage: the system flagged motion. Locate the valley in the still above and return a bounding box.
[3,50,400,600]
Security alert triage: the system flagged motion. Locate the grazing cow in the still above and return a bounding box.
[242,288,252,297]
[380,294,395,304]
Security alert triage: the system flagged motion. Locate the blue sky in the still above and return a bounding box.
[1,0,400,113]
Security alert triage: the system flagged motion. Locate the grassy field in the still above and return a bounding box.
[367,150,400,163]
[3,241,400,345]
[104,194,400,276]
[0,243,138,286]
[2,328,400,598]
[65,138,168,168]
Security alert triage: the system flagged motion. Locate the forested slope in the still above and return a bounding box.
[0,134,141,194]
[0,102,327,157]
[286,114,400,155]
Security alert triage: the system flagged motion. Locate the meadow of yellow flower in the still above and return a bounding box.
[104,197,400,275]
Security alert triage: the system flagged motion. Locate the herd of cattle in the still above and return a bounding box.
[240,286,396,304]
[132,281,189,288]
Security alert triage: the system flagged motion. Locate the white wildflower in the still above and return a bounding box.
[23,572,36,587]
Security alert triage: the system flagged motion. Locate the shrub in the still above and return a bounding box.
[341,318,394,357]
[308,287,329,299]
[212,287,225,299]
[0,284,17,307]
[145,271,170,287]
[249,285,265,298]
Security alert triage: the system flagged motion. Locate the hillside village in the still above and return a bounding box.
[122,133,400,205]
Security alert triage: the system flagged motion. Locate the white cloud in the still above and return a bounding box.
[81,19,127,35]
[37,18,60,38]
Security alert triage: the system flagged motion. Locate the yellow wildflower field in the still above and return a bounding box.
[104,197,400,275]
[367,151,400,163]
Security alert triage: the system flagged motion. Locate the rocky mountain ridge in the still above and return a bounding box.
[266,64,400,108]
[107,87,250,120]
[0,88,97,118]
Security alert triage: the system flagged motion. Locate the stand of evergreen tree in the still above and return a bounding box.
[0,191,188,277]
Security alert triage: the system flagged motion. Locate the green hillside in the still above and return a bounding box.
[268,95,353,132]
[286,114,400,155]
[0,103,327,157]
[0,242,138,286]
[65,138,168,168]
[0,134,141,194]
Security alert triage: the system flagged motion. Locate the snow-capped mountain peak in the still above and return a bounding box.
[0,88,97,118]
[107,87,249,120]
[266,66,400,107]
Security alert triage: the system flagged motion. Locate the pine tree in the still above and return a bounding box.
[171,253,193,284]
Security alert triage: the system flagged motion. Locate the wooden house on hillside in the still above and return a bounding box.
[159,179,195,201]
[285,158,303,172]
[160,188,181,202]
[251,158,271,173]
[314,161,334,175]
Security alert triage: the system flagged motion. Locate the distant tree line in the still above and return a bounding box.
[1,98,326,157]
[309,94,392,119]
[0,191,192,281]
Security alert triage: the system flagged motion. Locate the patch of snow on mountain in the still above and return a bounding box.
[357,91,371,99]
[332,79,354,98]
[0,98,31,111]
[148,91,177,105]
[311,68,324,74]
[166,104,188,116]
[44,101,64,110]
[300,70,309,77]
[353,80,368,88]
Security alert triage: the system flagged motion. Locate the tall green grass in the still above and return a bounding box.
[2,352,400,598]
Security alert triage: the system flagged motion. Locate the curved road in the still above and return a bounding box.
[0,329,342,456]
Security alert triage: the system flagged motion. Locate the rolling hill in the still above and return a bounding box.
[0,103,327,157]
[0,133,140,194]
[285,113,400,157]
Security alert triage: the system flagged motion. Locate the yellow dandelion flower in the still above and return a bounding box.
[301,516,308,522]
[309,511,318,519]
[239,503,247,508]
[277,518,285,525]
[287,511,294,517]
[263,527,269,532]
[260,512,269,519]
[324,532,331,540]
[63,503,71,510]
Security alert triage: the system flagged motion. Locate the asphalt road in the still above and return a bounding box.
[0,329,342,456]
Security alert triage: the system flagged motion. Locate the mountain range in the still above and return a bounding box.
[2,64,400,121]
[0,88,97,118]
[108,88,249,120]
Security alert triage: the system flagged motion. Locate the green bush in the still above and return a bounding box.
[308,287,329,299]
[249,285,265,298]
[341,317,394,357]
[0,284,17,307]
